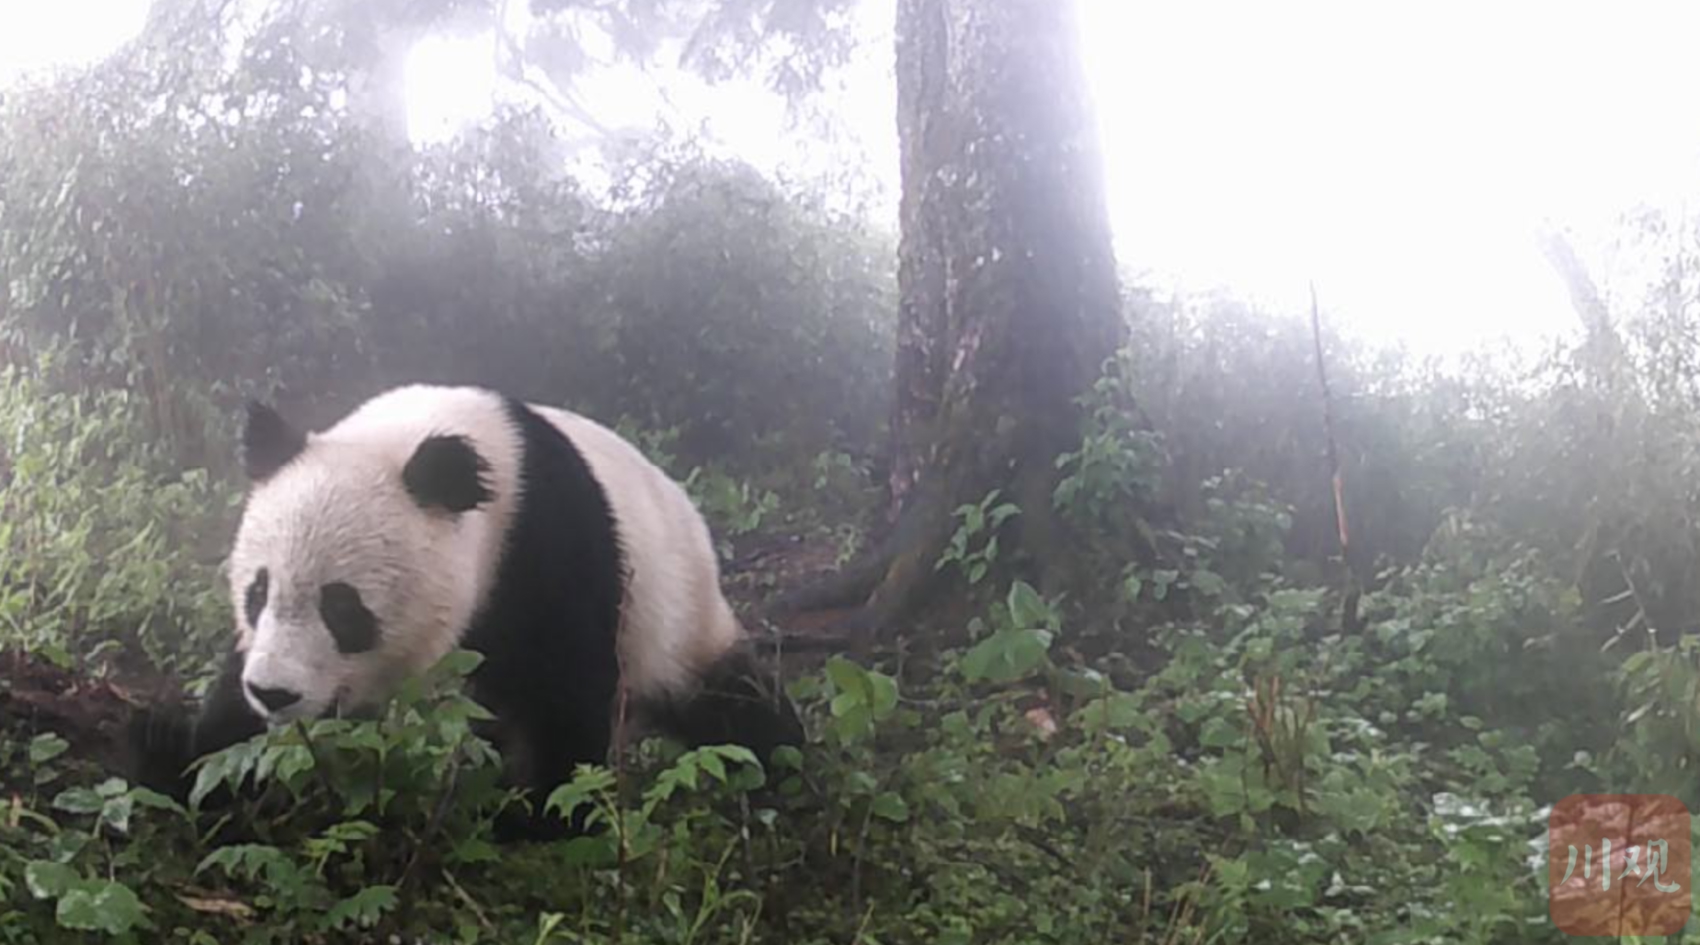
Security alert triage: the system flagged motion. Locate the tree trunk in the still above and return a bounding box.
[784,0,1122,630]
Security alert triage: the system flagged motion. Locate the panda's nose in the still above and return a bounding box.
[247,682,303,714]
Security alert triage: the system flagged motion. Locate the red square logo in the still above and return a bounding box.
[1549,793,1690,935]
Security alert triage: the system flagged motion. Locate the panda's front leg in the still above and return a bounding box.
[190,643,267,759]
[481,685,617,843]
[484,720,611,843]
[127,644,264,805]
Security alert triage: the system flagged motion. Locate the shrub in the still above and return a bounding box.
[0,358,233,674]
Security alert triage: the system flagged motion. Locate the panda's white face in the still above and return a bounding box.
[229,388,516,727]
[232,465,432,723]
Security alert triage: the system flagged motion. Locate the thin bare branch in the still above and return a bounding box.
[1310,283,1361,631]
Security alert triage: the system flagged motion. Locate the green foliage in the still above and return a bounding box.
[1190,472,1295,591]
[958,581,1058,683]
[685,465,781,541]
[937,488,1021,585]
[817,655,900,746]
[2,717,189,942]
[23,862,146,937]
[588,152,895,466]
[1054,351,1165,525]
[0,26,895,479]
[524,0,862,101]
[0,359,233,673]
[0,541,1657,945]
[2,281,1663,944]
[0,205,1676,945]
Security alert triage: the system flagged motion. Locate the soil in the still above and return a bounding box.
[1,651,148,776]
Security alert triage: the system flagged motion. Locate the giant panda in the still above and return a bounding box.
[130,384,802,837]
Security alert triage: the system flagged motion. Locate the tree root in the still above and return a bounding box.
[767,545,894,616]
[768,490,954,641]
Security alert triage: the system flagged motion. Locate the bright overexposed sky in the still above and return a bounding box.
[9,1,1700,357]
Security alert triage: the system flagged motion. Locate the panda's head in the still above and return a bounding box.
[228,397,500,725]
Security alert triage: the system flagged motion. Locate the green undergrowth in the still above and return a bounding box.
[2,346,1697,942]
[0,533,1666,944]
[0,363,235,677]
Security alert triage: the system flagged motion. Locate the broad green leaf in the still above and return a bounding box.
[825,657,867,696]
[127,786,183,814]
[770,745,804,771]
[24,861,78,900]
[100,795,135,834]
[51,787,105,816]
[545,767,615,821]
[698,750,727,783]
[960,628,1054,683]
[1199,716,1241,749]
[868,672,900,714]
[323,885,397,931]
[1007,580,1049,629]
[56,881,145,934]
[1190,568,1228,597]
[1123,573,1144,601]
[870,792,910,823]
[29,733,69,765]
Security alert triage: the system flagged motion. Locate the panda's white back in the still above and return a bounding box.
[528,405,741,700]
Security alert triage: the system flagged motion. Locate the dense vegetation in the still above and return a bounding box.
[6,2,1700,943]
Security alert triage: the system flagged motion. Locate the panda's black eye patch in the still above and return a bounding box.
[319,582,379,654]
[244,569,269,628]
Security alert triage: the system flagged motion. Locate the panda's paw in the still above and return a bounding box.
[123,705,197,803]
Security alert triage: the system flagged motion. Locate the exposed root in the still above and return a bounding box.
[766,546,893,617]
[770,489,956,644]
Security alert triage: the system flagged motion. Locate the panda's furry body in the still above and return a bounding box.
[130,385,801,838]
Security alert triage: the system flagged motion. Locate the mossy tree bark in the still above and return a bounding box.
[786,0,1122,631]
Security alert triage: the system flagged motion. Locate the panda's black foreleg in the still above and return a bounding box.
[487,719,612,843]
[125,705,197,801]
[127,644,264,808]
[528,711,614,839]
[649,645,805,771]
[189,646,267,760]
[478,660,618,844]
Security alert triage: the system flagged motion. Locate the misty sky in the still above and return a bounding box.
[7,1,1700,357]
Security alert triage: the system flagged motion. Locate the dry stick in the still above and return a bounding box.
[391,754,465,932]
[1309,284,1361,631]
[397,754,463,894]
[848,799,876,923]
[1603,551,1651,651]
[851,900,877,945]
[1138,867,1153,944]
[292,719,339,801]
[441,867,494,933]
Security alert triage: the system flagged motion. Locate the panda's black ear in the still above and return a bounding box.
[403,434,493,513]
[242,400,306,482]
